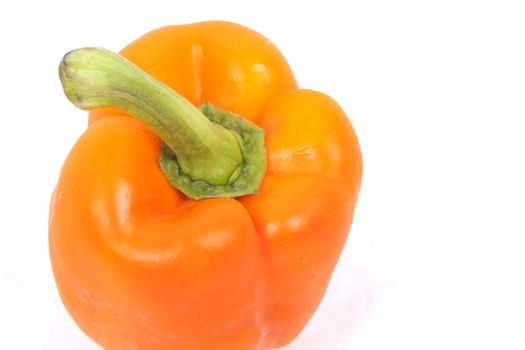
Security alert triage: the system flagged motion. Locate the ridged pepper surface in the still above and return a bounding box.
[50,21,362,350]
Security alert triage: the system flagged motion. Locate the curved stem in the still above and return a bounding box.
[59,47,243,186]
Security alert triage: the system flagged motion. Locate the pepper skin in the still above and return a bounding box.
[50,21,362,350]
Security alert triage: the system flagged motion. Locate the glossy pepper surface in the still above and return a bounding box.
[49,21,362,350]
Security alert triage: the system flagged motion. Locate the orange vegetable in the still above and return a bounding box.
[50,21,362,350]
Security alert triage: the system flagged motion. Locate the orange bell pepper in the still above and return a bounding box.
[50,21,362,350]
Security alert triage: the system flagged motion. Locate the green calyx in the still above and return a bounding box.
[159,102,266,199]
[59,47,266,199]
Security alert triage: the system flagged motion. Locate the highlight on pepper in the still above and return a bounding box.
[50,21,362,350]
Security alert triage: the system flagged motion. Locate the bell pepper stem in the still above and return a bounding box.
[59,47,266,199]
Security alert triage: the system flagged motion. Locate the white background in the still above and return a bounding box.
[1,0,524,349]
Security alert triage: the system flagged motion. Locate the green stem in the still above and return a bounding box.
[59,47,266,199]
